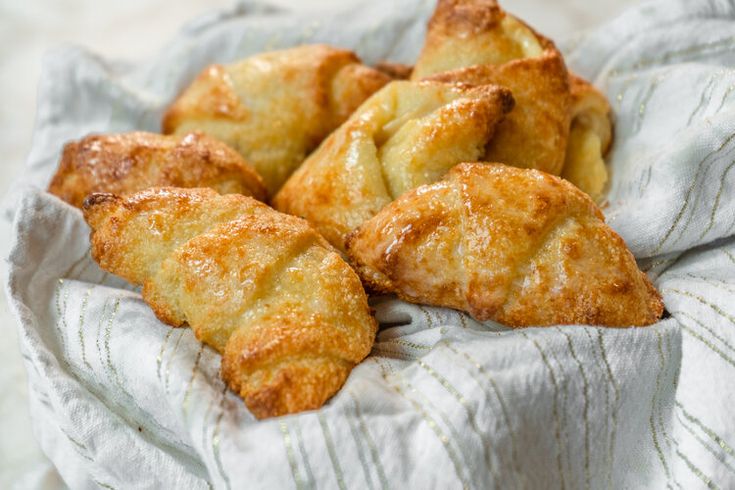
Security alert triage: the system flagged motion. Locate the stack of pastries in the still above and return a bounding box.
[48,0,662,419]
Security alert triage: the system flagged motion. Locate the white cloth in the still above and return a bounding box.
[5,0,735,488]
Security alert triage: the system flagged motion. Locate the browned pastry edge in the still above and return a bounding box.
[49,131,267,207]
[346,163,664,328]
[373,61,414,80]
[83,187,377,419]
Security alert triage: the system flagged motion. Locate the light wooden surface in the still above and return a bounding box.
[0,0,640,487]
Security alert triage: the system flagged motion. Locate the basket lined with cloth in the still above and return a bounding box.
[5,0,735,487]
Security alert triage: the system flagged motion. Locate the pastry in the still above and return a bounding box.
[83,187,376,418]
[162,44,391,194]
[561,75,613,201]
[273,80,514,251]
[347,163,663,327]
[412,0,572,175]
[411,0,614,198]
[48,131,266,207]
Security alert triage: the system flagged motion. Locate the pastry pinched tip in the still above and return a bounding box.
[82,192,119,211]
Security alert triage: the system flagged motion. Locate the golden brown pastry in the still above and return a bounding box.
[412,0,572,176]
[83,187,376,419]
[347,163,663,327]
[48,131,266,207]
[273,80,514,252]
[562,75,613,202]
[373,61,413,80]
[162,44,391,194]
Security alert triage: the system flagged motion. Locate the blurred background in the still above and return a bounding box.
[0,0,640,487]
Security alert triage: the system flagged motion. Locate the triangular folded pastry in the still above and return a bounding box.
[163,44,391,194]
[412,0,613,199]
[412,0,572,176]
[273,80,514,251]
[347,163,663,327]
[84,187,376,418]
[48,131,266,207]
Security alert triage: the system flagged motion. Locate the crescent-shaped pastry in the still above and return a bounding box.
[273,80,514,251]
[162,44,391,194]
[562,75,613,202]
[347,163,663,327]
[83,187,376,418]
[412,0,572,176]
[48,131,266,207]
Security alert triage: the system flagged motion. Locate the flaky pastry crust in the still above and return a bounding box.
[83,187,376,419]
[413,0,572,175]
[273,80,513,252]
[347,163,663,327]
[562,75,613,202]
[162,44,390,194]
[48,131,266,207]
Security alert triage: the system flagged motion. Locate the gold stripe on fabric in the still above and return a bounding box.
[349,391,389,490]
[93,479,116,490]
[650,331,672,482]
[345,408,376,490]
[714,83,735,114]
[634,72,669,133]
[182,345,205,417]
[103,299,122,387]
[54,279,71,360]
[560,329,591,489]
[664,288,735,326]
[417,359,500,485]
[674,274,735,295]
[77,287,93,370]
[156,329,175,380]
[417,305,434,327]
[655,332,684,490]
[722,249,735,265]
[699,158,735,240]
[672,310,735,354]
[677,413,735,475]
[212,387,232,490]
[687,73,720,126]
[164,330,186,393]
[677,403,735,458]
[583,329,612,489]
[546,340,573,481]
[200,394,217,469]
[396,377,471,490]
[294,420,317,489]
[680,323,735,370]
[596,330,621,490]
[653,131,735,254]
[60,426,92,462]
[382,338,432,351]
[522,332,566,490]
[318,413,347,490]
[373,358,469,490]
[675,449,718,489]
[371,344,418,361]
[442,342,521,478]
[280,421,305,490]
[95,301,111,377]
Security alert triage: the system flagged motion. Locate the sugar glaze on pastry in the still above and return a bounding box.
[163,44,390,194]
[274,80,514,251]
[84,187,376,419]
[347,163,663,327]
[48,131,266,207]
